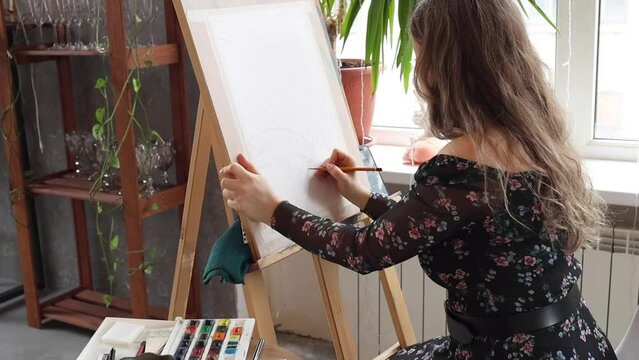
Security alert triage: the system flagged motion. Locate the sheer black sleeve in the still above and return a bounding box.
[270,179,481,274]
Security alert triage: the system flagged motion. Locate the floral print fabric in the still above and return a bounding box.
[270,154,616,359]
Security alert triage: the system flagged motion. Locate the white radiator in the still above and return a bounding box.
[338,226,639,357]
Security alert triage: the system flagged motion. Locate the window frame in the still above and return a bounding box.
[558,0,638,161]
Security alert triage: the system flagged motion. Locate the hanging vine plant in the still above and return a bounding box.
[83,1,167,308]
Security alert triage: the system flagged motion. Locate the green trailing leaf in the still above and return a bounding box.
[109,234,120,250]
[149,247,159,259]
[113,261,118,272]
[108,153,120,169]
[135,14,143,24]
[132,78,142,93]
[102,294,112,308]
[150,202,160,212]
[94,77,107,90]
[341,0,364,44]
[396,0,417,92]
[150,130,164,142]
[92,124,104,142]
[527,0,558,32]
[144,263,154,275]
[107,275,115,284]
[517,0,529,17]
[365,0,385,92]
[23,170,34,178]
[144,60,153,68]
[319,0,336,17]
[95,107,106,123]
[386,0,395,45]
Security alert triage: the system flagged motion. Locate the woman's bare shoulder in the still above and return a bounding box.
[439,136,533,172]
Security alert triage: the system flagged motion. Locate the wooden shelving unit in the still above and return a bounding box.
[0,0,200,330]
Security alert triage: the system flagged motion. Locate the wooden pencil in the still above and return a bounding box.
[308,166,383,173]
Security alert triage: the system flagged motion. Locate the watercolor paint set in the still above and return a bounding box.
[161,318,255,360]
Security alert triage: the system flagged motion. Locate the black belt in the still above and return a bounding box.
[446,285,581,344]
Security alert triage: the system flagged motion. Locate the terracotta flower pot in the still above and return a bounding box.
[340,59,376,145]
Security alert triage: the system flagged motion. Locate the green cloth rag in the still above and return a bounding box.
[203,219,252,285]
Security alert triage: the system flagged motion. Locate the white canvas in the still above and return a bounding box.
[181,0,367,259]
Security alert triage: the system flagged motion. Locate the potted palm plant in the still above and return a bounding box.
[320,0,556,144]
[320,0,420,144]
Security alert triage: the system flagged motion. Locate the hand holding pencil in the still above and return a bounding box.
[314,149,373,210]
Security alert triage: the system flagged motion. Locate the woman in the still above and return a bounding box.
[220,0,616,358]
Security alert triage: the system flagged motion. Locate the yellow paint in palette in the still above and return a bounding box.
[162,318,255,360]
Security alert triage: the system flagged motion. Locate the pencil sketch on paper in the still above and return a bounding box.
[183,0,368,259]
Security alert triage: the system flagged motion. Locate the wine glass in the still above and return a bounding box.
[81,134,99,179]
[94,141,120,192]
[79,0,93,51]
[125,0,140,47]
[140,0,160,46]
[70,0,85,50]
[155,139,175,188]
[46,0,64,49]
[65,132,84,177]
[57,0,74,49]
[136,142,159,196]
[28,0,47,44]
[15,0,35,42]
[90,0,108,52]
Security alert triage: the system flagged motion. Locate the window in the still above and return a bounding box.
[560,0,638,160]
[341,1,559,146]
[342,1,638,159]
[595,0,638,141]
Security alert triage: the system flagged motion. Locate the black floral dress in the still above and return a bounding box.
[270,154,617,359]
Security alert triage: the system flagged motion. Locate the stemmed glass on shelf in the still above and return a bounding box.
[125,0,161,48]
[28,0,48,44]
[140,0,160,46]
[155,139,176,189]
[15,0,34,40]
[43,0,62,49]
[55,0,73,49]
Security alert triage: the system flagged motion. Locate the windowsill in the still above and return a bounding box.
[370,145,639,207]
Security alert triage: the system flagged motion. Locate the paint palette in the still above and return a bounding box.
[162,318,255,360]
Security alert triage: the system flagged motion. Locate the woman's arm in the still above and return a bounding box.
[362,192,397,220]
[270,181,464,274]
[219,154,475,274]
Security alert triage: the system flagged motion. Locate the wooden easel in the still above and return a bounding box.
[168,1,417,358]
[168,99,417,359]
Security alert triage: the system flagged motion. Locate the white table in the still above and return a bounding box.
[77,317,302,360]
[77,317,175,360]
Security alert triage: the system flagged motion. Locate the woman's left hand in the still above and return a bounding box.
[219,154,282,224]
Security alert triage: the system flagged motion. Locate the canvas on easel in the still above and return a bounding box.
[180,0,366,259]
[169,0,417,358]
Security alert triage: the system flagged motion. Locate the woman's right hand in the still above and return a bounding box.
[315,149,371,209]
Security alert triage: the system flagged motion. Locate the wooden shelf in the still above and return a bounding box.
[2,1,199,330]
[13,43,179,69]
[27,170,187,219]
[42,288,168,331]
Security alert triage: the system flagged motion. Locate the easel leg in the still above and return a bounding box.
[243,271,278,344]
[169,100,279,348]
[313,257,357,360]
[380,267,417,347]
[169,101,211,319]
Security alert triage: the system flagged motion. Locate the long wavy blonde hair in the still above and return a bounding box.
[410,0,605,253]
